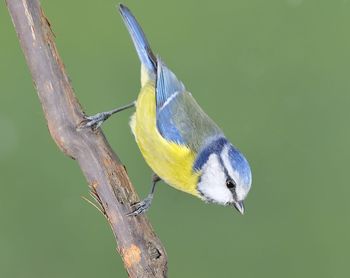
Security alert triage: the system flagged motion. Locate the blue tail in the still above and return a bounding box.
[119,4,157,74]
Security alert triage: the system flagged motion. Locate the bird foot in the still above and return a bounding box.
[79,112,111,130]
[127,195,153,216]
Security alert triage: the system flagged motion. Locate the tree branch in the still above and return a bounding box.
[5,0,167,277]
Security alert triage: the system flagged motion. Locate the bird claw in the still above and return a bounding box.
[127,195,153,216]
[79,112,111,130]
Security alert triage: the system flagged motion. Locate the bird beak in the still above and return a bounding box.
[233,201,245,215]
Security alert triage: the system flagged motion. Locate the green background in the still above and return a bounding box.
[1,0,349,277]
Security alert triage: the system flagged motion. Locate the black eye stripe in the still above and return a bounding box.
[218,157,229,175]
[219,156,234,187]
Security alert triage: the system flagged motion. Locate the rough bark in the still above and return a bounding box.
[5,0,167,277]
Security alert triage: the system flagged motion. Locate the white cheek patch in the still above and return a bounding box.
[221,145,247,201]
[197,154,233,205]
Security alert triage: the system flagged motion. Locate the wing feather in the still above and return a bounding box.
[156,59,223,151]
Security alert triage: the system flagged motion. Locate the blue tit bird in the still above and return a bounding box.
[83,4,252,215]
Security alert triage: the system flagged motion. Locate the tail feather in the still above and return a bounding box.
[119,4,157,75]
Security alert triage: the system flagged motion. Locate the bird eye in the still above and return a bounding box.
[226,179,236,189]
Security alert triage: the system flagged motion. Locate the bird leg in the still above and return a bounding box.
[127,174,161,216]
[80,101,136,130]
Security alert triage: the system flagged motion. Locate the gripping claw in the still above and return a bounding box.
[127,194,153,216]
[80,112,111,130]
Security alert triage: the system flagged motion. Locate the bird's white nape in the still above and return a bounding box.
[197,153,233,205]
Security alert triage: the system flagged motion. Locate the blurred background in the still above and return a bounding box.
[1,0,350,277]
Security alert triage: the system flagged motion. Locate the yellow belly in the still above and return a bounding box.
[130,81,200,196]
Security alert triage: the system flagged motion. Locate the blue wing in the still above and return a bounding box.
[118,5,223,151]
[156,58,185,108]
[156,59,223,151]
[156,58,186,145]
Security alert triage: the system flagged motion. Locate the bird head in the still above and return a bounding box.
[195,138,252,214]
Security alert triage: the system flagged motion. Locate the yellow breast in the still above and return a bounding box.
[130,81,200,196]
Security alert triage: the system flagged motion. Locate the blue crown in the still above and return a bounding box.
[194,137,252,186]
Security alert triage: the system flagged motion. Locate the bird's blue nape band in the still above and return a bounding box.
[193,137,228,171]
